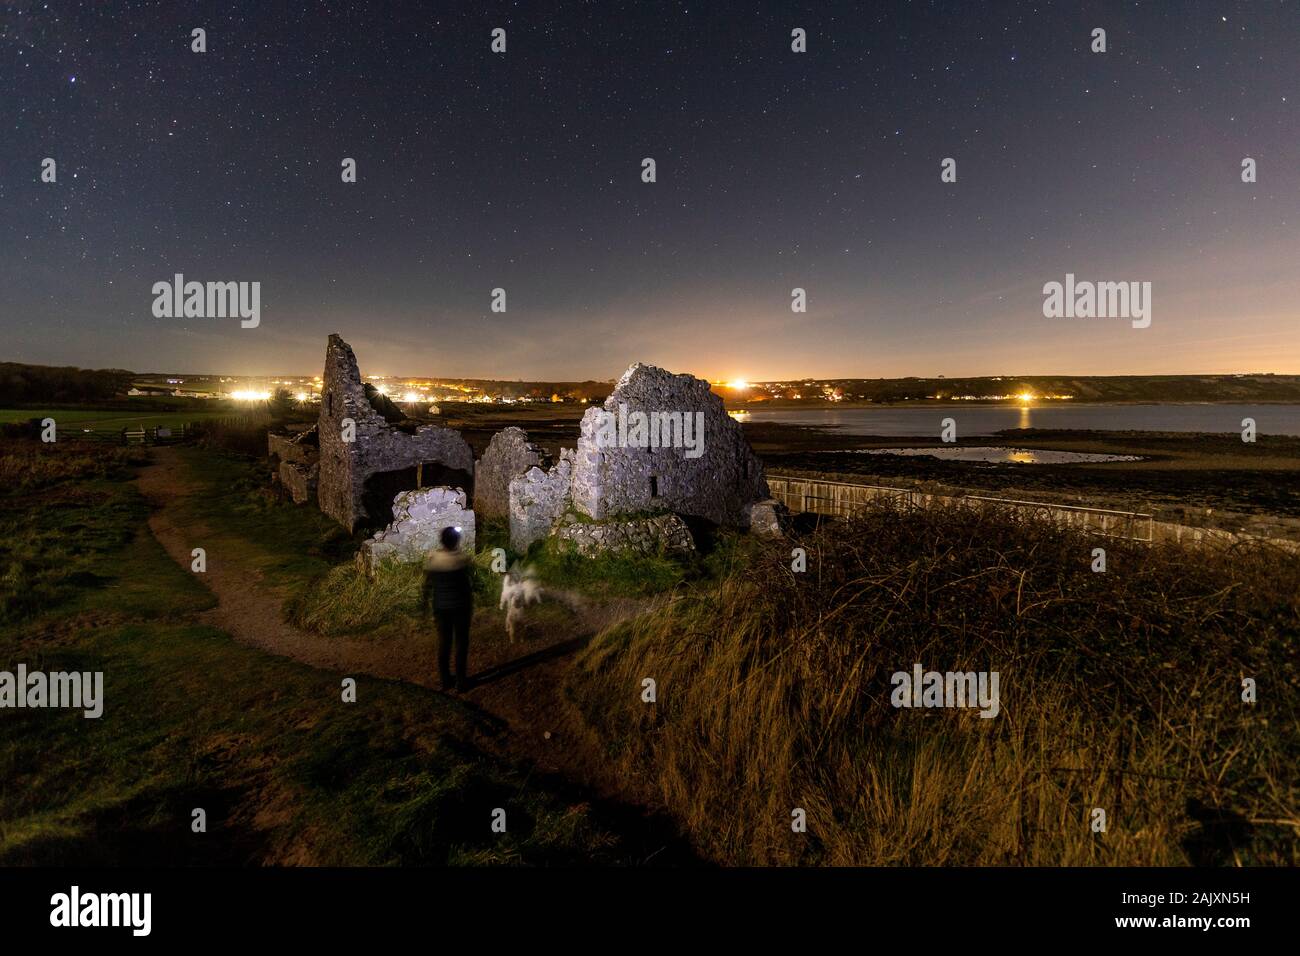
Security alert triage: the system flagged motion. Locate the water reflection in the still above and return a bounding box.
[845,446,1144,464]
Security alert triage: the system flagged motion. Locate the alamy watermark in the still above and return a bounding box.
[890,663,1000,718]
[592,403,705,459]
[1042,273,1151,329]
[0,665,103,718]
[151,273,260,328]
[50,886,150,936]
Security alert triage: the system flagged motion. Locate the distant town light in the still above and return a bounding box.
[403,391,420,403]
[230,389,271,401]
[1018,392,1035,403]
[727,380,750,390]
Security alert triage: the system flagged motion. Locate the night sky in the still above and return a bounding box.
[2,1,1297,381]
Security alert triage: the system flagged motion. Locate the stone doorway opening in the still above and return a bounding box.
[360,462,473,529]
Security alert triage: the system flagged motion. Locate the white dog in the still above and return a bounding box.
[499,564,543,642]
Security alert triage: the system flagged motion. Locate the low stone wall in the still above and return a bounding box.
[267,430,317,466]
[551,512,695,558]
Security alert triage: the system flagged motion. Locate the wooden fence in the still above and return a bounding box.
[63,423,191,446]
[766,474,1155,543]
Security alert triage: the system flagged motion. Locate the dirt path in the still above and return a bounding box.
[139,451,441,684]
[137,448,693,858]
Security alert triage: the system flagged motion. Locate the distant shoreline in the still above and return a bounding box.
[730,399,1300,410]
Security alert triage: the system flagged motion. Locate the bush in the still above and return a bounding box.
[0,439,147,496]
[191,416,271,458]
[526,535,688,598]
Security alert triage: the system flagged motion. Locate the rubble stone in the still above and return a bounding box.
[279,460,319,504]
[746,498,788,537]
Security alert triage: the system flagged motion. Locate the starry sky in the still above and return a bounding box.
[2,0,1297,381]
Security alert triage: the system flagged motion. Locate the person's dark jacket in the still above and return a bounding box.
[421,549,473,613]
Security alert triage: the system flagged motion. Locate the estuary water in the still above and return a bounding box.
[744,403,1300,438]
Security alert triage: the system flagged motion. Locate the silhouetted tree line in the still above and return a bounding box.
[0,362,134,404]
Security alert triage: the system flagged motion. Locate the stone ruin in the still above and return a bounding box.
[552,511,695,558]
[269,338,781,569]
[473,427,546,519]
[507,362,777,553]
[509,449,576,551]
[316,334,474,533]
[267,427,319,504]
[269,335,478,535]
[356,486,476,573]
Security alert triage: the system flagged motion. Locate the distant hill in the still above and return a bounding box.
[0,362,135,405]
[747,374,1300,404]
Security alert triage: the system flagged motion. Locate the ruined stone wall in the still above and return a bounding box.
[317,334,474,532]
[569,363,769,526]
[357,486,476,573]
[267,429,317,466]
[509,449,575,551]
[475,427,545,519]
[279,460,319,504]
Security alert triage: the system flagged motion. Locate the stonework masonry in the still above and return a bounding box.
[507,363,770,553]
[509,449,575,551]
[267,427,320,505]
[570,363,769,525]
[552,512,695,557]
[356,486,476,573]
[475,427,546,519]
[317,334,474,532]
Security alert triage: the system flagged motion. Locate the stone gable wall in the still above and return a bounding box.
[317,333,474,532]
[569,363,768,526]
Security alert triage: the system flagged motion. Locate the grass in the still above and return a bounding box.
[169,447,353,590]
[566,498,1300,866]
[0,440,147,497]
[525,535,688,599]
[0,440,630,864]
[0,458,156,626]
[0,407,237,429]
[10,435,1295,867]
[286,508,694,637]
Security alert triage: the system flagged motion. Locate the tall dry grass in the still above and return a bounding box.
[567,499,1299,865]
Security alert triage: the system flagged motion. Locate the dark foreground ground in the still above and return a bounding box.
[3,435,1295,866]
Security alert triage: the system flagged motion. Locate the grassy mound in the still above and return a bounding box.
[567,500,1300,865]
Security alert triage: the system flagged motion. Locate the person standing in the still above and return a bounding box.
[421,526,474,692]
